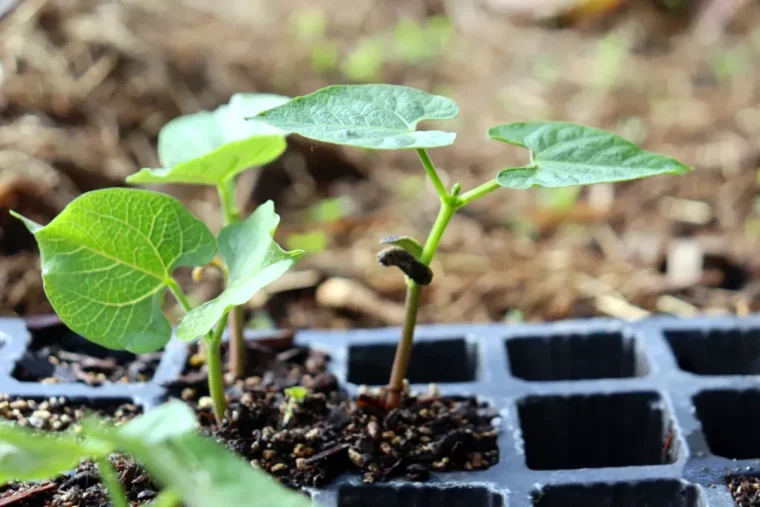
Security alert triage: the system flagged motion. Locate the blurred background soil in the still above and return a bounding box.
[2,0,760,331]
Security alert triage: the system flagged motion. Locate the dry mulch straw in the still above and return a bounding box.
[3,0,760,329]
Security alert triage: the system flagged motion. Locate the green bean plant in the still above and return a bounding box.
[0,401,309,507]
[252,84,691,408]
[13,93,304,423]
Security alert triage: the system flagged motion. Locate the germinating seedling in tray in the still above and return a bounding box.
[13,84,691,423]
[251,84,691,408]
[13,93,304,424]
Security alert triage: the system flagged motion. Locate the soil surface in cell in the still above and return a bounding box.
[13,320,160,386]
[1,340,500,503]
[0,395,141,431]
[0,396,149,506]
[728,475,760,506]
[169,338,499,486]
[215,387,499,487]
[0,458,159,507]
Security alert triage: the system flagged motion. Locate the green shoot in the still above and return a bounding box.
[252,83,691,407]
[282,386,308,427]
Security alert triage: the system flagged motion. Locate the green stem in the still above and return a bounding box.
[217,180,246,379]
[206,313,228,424]
[217,179,240,224]
[419,199,457,264]
[456,179,501,208]
[416,149,449,201]
[386,197,457,407]
[168,277,227,422]
[96,457,129,507]
[167,278,193,313]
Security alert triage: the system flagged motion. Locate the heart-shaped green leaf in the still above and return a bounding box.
[0,423,98,483]
[127,93,290,187]
[252,84,458,149]
[489,122,691,189]
[12,189,216,353]
[176,201,303,340]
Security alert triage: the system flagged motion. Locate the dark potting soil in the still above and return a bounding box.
[0,396,152,507]
[168,337,500,487]
[14,317,160,386]
[0,456,159,507]
[165,336,332,408]
[215,388,500,488]
[1,338,500,503]
[168,338,499,487]
[0,394,142,430]
[728,475,760,506]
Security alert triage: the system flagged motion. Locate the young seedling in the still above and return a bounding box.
[13,94,304,423]
[252,84,692,408]
[0,401,310,507]
[282,385,308,427]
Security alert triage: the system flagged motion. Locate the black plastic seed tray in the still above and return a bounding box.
[3,315,760,506]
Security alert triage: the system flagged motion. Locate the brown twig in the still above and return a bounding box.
[0,483,57,506]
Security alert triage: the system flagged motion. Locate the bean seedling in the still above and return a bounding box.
[252,83,691,407]
[13,94,304,423]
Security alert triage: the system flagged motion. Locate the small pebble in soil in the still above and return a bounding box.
[728,475,760,506]
[213,386,499,488]
[0,394,141,431]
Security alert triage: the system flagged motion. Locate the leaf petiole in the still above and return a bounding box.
[455,179,501,208]
[217,179,241,225]
[416,149,449,201]
[167,278,194,314]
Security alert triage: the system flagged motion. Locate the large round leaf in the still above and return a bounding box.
[12,189,216,352]
[489,122,691,188]
[252,84,458,149]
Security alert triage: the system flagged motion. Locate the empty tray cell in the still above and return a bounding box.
[347,338,478,385]
[506,331,649,381]
[693,389,760,459]
[532,480,703,507]
[665,327,760,375]
[338,484,505,507]
[518,391,677,470]
[12,319,160,385]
